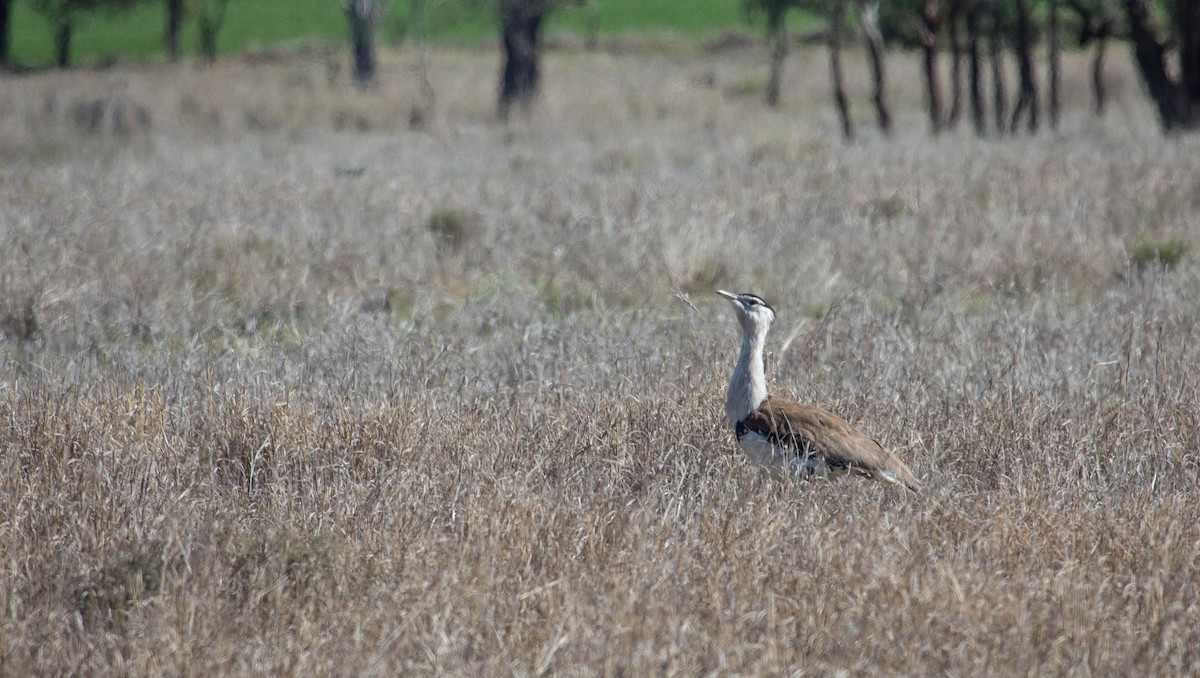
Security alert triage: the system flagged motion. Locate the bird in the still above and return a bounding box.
[716,289,922,492]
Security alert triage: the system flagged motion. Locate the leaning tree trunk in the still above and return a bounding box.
[55,19,71,68]
[498,0,546,119]
[918,0,944,133]
[1009,0,1039,133]
[1123,0,1198,129]
[859,0,892,134]
[829,2,854,140]
[1048,0,1061,128]
[165,0,184,62]
[765,6,788,107]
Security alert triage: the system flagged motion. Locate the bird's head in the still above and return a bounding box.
[717,289,776,336]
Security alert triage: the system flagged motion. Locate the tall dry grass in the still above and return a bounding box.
[2,42,1199,674]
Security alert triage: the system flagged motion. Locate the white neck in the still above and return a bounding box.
[725,323,769,425]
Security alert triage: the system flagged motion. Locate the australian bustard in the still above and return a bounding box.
[717,289,922,492]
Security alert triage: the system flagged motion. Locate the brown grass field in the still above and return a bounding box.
[1,39,1199,674]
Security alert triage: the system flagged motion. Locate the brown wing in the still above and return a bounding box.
[740,396,922,492]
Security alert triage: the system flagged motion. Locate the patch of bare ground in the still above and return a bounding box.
[1,43,1198,674]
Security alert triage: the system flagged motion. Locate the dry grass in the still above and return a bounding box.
[2,42,1199,674]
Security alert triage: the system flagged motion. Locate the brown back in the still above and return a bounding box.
[741,396,922,492]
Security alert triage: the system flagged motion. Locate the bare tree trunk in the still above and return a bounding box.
[765,6,788,108]
[165,0,185,62]
[55,19,71,68]
[1062,0,1115,117]
[1048,0,1061,128]
[1009,0,1039,133]
[1092,31,1108,114]
[829,1,854,140]
[947,5,965,127]
[966,0,987,135]
[196,0,229,66]
[859,0,891,134]
[1123,0,1197,129]
[918,0,944,133]
[988,0,1007,135]
[1179,0,1200,106]
[498,0,545,119]
[0,0,11,69]
[344,0,388,86]
[410,0,436,124]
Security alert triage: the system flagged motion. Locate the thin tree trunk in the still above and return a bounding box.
[948,5,964,127]
[829,2,854,140]
[765,7,787,107]
[498,0,545,119]
[1009,0,1039,133]
[989,0,1007,135]
[196,0,229,66]
[859,0,891,134]
[165,0,184,62]
[918,0,944,133]
[1048,0,1061,128]
[55,19,71,68]
[1062,0,1114,117]
[0,0,11,68]
[966,0,986,135]
[1092,32,1108,114]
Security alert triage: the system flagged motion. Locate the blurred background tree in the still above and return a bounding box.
[496,0,585,119]
[743,0,805,108]
[28,0,139,66]
[4,0,1200,135]
[344,0,388,85]
[1124,0,1200,129]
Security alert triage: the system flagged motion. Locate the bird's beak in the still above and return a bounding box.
[716,289,737,301]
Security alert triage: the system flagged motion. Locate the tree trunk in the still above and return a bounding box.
[1092,31,1108,115]
[1009,0,1039,133]
[345,0,387,85]
[198,22,218,64]
[965,1,986,135]
[859,0,891,134]
[1063,0,1115,117]
[496,0,549,119]
[165,0,184,62]
[947,4,965,127]
[918,0,944,133]
[0,0,11,69]
[1048,0,1061,128]
[498,0,545,119]
[829,2,854,140]
[988,0,1007,135]
[55,19,72,68]
[765,6,787,107]
[1123,0,1197,129]
[1178,0,1200,106]
[196,0,229,66]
